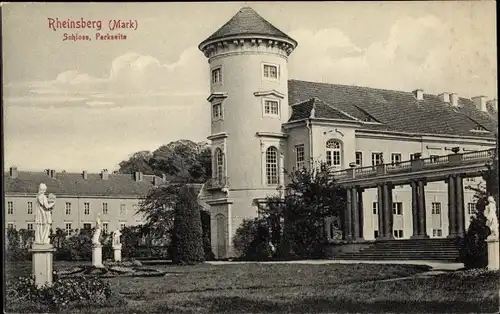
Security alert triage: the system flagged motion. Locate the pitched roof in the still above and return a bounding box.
[199,7,297,48]
[4,171,164,197]
[290,98,357,122]
[288,79,498,138]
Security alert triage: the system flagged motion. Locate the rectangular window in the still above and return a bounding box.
[372,153,383,166]
[295,144,305,169]
[410,154,416,160]
[355,152,363,166]
[27,202,33,215]
[84,202,90,215]
[7,201,14,214]
[391,153,402,165]
[120,223,126,230]
[65,202,71,215]
[27,223,33,230]
[103,223,109,233]
[393,230,404,238]
[83,223,91,230]
[392,202,403,215]
[466,177,475,182]
[372,202,378,215]
[263,64,278,79]
[264,100,280,116]
[431,202,441,215]
[102,203,108,215]
[432,229,443,237]
[8,223,15,230]
[120,204,126,216]
[467,203,476,215]
[212,103,223,120]
[211,67,222,84]
[65,223,72,236]
[374,230,379,238]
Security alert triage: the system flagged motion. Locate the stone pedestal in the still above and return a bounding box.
[487,237,499,270]
[30,243,56,288]
[92,243,104,268]
[113,244,122,262]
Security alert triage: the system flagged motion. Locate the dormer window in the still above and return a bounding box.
[473,125,487,131]
[262,63,279,80]
[211,67,222,84]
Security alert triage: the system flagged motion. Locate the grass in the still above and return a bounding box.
[5,261,500,313]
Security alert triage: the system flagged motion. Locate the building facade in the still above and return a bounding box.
[4,167,165,235]
[199,7,498,259]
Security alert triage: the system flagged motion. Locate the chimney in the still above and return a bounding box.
[438,92,450,103]
[134,171,143,182]
[487,99,498,112]
[50,169,56,178]
[82,170,88,180]
[471,95,488,112]
[450,93,459,107]
[101,169,109,180]
[9,167,18,179]
[413,89,424,101]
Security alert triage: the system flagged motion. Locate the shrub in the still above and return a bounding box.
[460,198,490,269]
[6,274,113,311]
[233,218,273,261]
[171,185,205,264]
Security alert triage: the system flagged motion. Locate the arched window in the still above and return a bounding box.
[266,146,279,185]
[325,139,342,168]
[214,148,224,182]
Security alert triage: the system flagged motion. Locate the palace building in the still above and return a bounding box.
[199,7,498,259]
[4,167,166,235]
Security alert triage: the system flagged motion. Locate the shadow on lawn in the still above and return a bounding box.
[206,296,499,313]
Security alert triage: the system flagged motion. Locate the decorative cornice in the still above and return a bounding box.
[207,132,228,141]
[255,132,288,139]
[199,35,297,56]
[206,198,234,205]
[207,92,228,103]
[253,89,285,99]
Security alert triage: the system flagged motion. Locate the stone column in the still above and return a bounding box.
[351,188,360,241]
[377,185,385,240]
[455,175,466,237]
[92,243,104,268]
[410,180,419,238]
[30,243,56,288]
[383,183,394,239]
[344,188,353,241]
[417,180,429,238]
[113,244,122,262]
[357,187,364,240]
[447,175,458,238]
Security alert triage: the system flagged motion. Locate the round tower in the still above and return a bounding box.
[199,7,297,259]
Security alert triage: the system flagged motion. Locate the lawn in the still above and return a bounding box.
[5,261,499,313]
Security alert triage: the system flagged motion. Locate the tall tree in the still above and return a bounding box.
[118,151,154,174]
[171,184,205,264]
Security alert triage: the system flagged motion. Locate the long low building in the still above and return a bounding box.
[4,167,166,235]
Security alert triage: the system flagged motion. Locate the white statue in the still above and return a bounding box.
[112,229,122,246]
[92,214,103,245]
[35,183,56,244]
[485,196,499,240]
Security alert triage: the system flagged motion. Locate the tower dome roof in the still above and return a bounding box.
[199,7,297,51]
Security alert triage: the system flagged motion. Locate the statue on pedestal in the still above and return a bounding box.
[35,183,56,245]
[485,196,499,240]
[92,214,103,245]
[112,229,122,246]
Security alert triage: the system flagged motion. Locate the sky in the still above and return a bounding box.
[2,2,497,173]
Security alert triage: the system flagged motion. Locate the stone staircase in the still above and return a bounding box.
[331,238,464,262]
